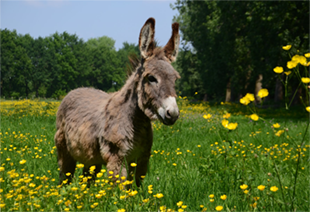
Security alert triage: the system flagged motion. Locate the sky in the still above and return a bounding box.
[1,0,179,50]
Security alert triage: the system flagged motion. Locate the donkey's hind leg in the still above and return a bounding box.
[55,129,76,185]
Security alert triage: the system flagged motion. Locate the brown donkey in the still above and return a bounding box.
[54,18,180,187]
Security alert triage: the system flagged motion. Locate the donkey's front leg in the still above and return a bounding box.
[106,156,128,184]
[134,154,151,187]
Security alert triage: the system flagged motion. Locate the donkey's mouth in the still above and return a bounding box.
[160,114,179,125]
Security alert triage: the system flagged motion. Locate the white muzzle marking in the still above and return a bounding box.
[157,96,179,122]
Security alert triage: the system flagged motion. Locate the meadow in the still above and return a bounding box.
[0,96,309,211]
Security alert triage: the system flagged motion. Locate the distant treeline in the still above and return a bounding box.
[1,29,140,99]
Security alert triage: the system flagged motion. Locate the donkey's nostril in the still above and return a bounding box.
[166,110,171,119]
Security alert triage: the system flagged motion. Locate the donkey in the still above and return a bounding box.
[54,17,180,187]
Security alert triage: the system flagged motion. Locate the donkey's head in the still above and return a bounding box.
[136,18,180,125]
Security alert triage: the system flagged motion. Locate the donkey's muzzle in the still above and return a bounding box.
[158,96,179,125]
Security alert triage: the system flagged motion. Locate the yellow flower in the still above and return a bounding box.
[275,130,285,137]
[250,114,259,121]
[95,194,102,199]
[305,53,310,58]
[160,206,167,211]
[273,66,283,74]
[257,88,269,98]
[227,123,238,130]
[117,209,126,212]
[273,123,280,128]
[76,164,84,168]
[306,107,310,112]
[245,93,255,102]
[210,199,214,202]
[128,190,138,196]
[130,163,137,167]
[89,166,96,173]
[240,97,250,105]
[215,206,223,211]
[19,159,26,165]
[253,196,260,201]
[177,201,183,207]
[287,60,298,69]
[220,195,227,200]
[209,194,214,198]
[223,113,231,119]
[154,193,164,198]
[244,190,249,194]
[0,167,5,172]
[251,202,257,208]
[270,186,278,192]
[142,198,149,203]
[292,55,307,66]
[96,172,103,178]
[71,187,78,191]
[282,45,291,50]
[301,77,310,84]
[222,119,229,128]
[240,184,248,190]
[257,185,265,191]
[203,114,212,119]
[284,71,291,75]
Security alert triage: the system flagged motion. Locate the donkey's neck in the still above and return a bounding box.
[102,71,150,140]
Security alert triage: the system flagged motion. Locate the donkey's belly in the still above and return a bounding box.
[66,131,105,167]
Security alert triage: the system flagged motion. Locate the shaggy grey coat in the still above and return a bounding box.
[54,18,180,187]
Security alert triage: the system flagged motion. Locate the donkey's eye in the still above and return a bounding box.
[147,75,158,83]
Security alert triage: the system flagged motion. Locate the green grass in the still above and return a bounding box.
[0,100,309,211]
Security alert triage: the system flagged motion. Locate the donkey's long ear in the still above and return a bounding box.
[139,18,155,59]
[163,22,180,62]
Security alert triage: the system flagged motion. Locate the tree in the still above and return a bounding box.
[117,42,140,77]
[86,36,124,92]
[46,32,80,97]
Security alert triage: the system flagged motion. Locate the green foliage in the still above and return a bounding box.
[172,1,309,101]
[85,36,124,91]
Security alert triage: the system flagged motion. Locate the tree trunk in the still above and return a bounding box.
[225,78,231,102]
[203,94,208,101]
[255,74,263,104]
[274,76,283,103]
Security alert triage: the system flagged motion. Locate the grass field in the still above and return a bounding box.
[0,98,309,211]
